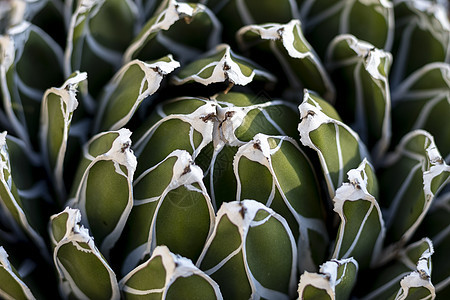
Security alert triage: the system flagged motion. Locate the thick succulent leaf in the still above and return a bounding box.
[117,150,215,275]
[124,0,221,63]
[361,238,435,300]
[65,0,138,97]
[297,257,358,300]
[331,158,384,269]
[378,130,449,249]
[326,34,392,162]
[297,0,394,57]
[3,132,54,236]
[237,19,335,102]
[418,192,450,298]
[172,44,275,88]
[40,71,87,202]
[120,245,223,299]
[0,132,48,258]
[0,240,59,299]
[201,0,299,45]
[67,128,137,257]
[391,62,450,160]
[133,96,217,176]
[298,89,370,199]
[197,200,298,300]
[49,207,120,300]
[205,93,300,208]
[0,21,64,150]
[94,55,179,133]
[391,0,450,88]
[0,246,36,300]
[233,133,328,271]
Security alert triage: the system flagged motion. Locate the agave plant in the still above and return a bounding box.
[0,0,449,299]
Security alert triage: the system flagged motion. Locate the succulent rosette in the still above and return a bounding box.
[0,0,449,299]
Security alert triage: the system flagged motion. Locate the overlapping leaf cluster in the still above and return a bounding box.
[0,0,449,299]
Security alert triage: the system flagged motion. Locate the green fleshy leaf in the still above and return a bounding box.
[120,245,223,299]
[4,132,54,236]
[40,71,87,202]
[49,208,71,247]
[298,89,370,199]
[297,257,359,300]
[0,132,48,258]
[94,56,179,133]
[67,128,137,257]
[0,247,36,300]
[197,200,297,300]
[133,96,216,177]
[124,0,221,63]
[378,130,449,248]
[237,19,335,102]
[205,92,299,209]
[297,0,394,57]
[300,0,394,56]
[234,134,327,271]
[117,150,214,275]
[50,207,120,300]
[331,158,384,269]
[326,34,392,161]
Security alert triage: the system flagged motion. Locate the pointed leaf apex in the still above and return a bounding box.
[169,150,205,188]
[0,131,6,146]
[106,128,137,173]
